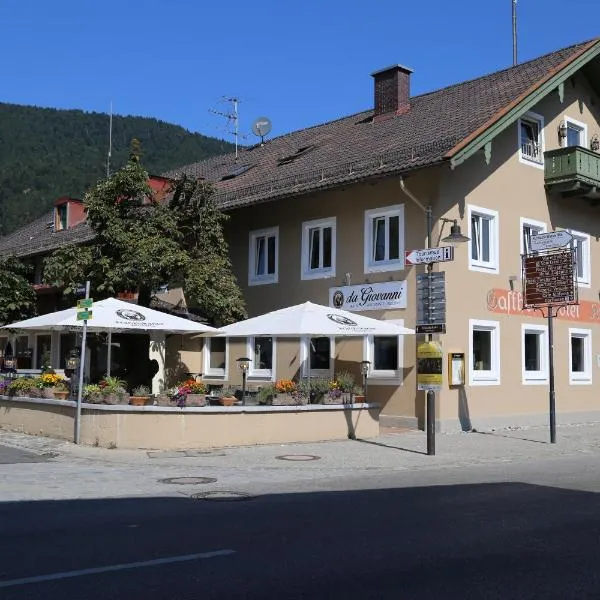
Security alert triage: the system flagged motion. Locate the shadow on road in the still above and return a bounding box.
[472,430,550,445]
[1,482,599,599]
[354,437,428,455]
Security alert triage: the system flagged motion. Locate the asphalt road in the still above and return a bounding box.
[0,445,48,464]
[2,464,600,599]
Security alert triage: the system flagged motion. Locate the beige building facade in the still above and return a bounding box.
[198,44,600,431]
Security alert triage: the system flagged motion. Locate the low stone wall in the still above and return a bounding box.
[0,396,379,449]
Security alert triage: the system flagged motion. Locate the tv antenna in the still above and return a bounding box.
[251,116,272,145]
[209,97,241,159]
[512,0,518,66]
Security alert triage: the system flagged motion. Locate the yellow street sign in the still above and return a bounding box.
[417,341,443,391]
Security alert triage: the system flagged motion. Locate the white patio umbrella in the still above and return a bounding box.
[2,297,216,335]
[214,301,414,337]
[2,297,216,376]
[213,301,414,386]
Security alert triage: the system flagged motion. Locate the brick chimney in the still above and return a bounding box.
[371,64,413,120]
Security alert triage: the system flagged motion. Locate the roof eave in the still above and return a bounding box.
[446,39,600,168]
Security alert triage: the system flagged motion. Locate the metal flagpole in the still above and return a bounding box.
[512,0,518,66]
[74,281,90,445]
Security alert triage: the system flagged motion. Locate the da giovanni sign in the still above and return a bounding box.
[328,281,407,312]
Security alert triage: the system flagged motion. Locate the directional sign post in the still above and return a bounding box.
[521,246,578,446]
[405,246,454,266]
[416,272,446,334]
[529,230,573,253]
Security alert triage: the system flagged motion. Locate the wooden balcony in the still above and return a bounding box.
[544,146,600,201]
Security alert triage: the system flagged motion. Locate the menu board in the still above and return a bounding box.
[522,250,576,307]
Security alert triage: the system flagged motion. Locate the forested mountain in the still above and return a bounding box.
[0,103,234,235]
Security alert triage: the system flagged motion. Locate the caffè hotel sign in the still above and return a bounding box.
[328,281,407,312]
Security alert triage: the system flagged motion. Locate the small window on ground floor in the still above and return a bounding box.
[248,336,275,380]
[301,336,333,378]
[569,328,592,385]
[204,337,228,378]
[522,324,548,385]
[469,319,500,385]
[363,320,405,385]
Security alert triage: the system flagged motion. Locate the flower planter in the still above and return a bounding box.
[103,393,128,405]
[272,393,307,406]
[186,394,208,407]
[53,391,70,400]
[130,396,151,406]
[353,395,366,403]
[218,396,236,406]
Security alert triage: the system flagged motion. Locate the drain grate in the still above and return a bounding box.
[191,490,254,502]
[275,454,321,461]
[159,476,217,485]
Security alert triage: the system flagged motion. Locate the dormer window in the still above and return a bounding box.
[55,204,68,231]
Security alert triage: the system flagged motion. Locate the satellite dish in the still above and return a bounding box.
[251,116,272,142]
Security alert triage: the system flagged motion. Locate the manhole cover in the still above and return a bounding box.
[191,490,254,502]
[159,476,217,485]
[275,454,321,461]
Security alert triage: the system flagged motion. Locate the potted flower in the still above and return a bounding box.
[352,384,366,403]
[130,385,152,406]
[52,380,70,400]
[216,385,237,406]
[0,377,10,396]
[8,377,36,397]
[83,384,103,404]
[99,376,129,405]
[326,371,355,404]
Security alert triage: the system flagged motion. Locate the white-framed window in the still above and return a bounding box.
[301,217,336,280]
[247,336,276,380]
[521,323,548,385]
[568,229,591,287]
[564,116,587,148]
[518,111,545,168]
[203,336,228,379]
[248,227,278,286]
[364,204,405,273]
[520,217,547,256]
[569,328,592,385]
[34,334,52,370]
[362,319,405,385]
[469,319,500,386]
[468,205,499,273]
[300,336,334,378]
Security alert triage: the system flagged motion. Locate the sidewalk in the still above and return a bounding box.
[1,421,600,502]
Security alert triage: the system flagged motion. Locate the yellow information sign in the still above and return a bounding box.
[417,341,443,391]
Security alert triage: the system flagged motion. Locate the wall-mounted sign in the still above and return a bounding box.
[417,341,443,391]
[329,281,407,312]
[528,230,573,252]
[522,249,576,308]
[448,352,465,386]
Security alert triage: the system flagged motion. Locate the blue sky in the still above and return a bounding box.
[3,1,600,143]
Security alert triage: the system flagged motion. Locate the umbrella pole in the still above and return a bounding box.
[75,281,90,445]
[106,331,112,377]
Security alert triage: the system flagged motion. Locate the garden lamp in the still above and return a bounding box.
[237,357,251,405]
[360,360,371,401]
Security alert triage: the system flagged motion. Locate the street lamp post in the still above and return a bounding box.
[360,360,371,402]
[237,357,251,405]
[400,177,469,457]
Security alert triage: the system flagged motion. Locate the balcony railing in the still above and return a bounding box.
[544,146,600,199]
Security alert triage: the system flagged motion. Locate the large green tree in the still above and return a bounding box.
[0,256,37,325]
[44,156,247,326]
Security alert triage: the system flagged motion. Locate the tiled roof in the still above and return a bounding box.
[0,210,94,258]
[1,38,597,259]
[169,39,597,209]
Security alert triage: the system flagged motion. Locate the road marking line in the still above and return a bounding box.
[0,549,236,588]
